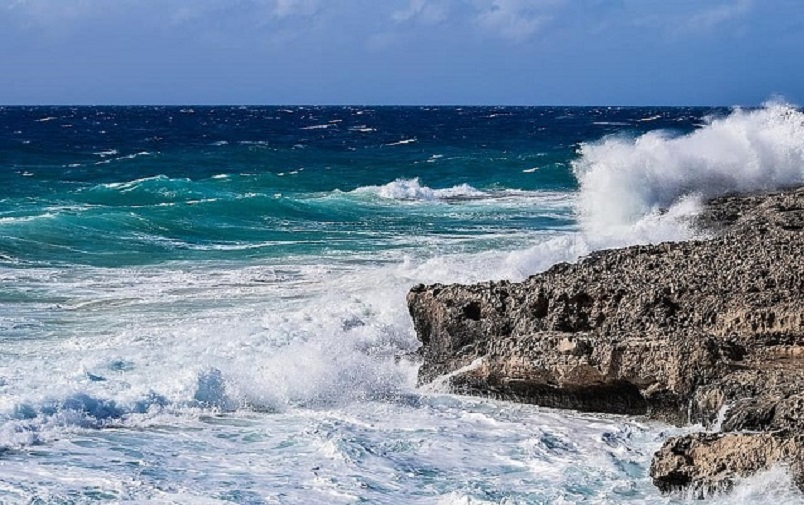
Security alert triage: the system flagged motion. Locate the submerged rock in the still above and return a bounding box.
[407,187,804,494]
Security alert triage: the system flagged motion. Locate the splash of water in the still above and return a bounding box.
[573,101,804,241]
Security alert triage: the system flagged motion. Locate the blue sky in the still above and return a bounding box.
[1,0,802,105]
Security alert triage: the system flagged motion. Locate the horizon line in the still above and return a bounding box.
[0,103,751,108]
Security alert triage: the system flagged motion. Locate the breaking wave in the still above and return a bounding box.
[5,104,804,502]
[352,178,488,201]
[573,101,804,238]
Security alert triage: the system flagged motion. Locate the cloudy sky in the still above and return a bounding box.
[1,0,802,105]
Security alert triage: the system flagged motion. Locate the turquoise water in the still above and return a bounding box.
[0,106,704,266]
[1,104,803,503]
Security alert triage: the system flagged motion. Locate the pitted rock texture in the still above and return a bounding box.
[650,432,804,495]
[407,187,804,494]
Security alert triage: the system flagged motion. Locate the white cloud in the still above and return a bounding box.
[272,0,320,18]
[167,0,322,21]
[684,0,752,31]
[474,0,563,42]
[4,0,322,25]
[392,0,449,24]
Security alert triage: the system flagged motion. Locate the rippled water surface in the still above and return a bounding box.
[2,105,804,503]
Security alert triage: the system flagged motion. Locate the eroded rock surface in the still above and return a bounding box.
[650,432,804,495]
[407,187,804,494]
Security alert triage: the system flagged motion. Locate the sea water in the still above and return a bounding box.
[1,104,803,503]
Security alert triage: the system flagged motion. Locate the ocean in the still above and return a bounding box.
[1,104,803,504]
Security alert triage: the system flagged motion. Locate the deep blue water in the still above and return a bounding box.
[0,106,714,267]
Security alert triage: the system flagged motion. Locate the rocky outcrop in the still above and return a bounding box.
[407,187,804,495]
[651,432,804,495]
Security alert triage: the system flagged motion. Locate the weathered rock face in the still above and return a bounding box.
[410,187,804,421]
[650,432,804,495]
[407,186,804,494]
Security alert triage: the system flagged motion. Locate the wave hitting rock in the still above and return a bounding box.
[407,186,804,495]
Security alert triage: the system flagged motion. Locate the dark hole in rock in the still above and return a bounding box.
[533,295,549,318]
[463,302,482,321]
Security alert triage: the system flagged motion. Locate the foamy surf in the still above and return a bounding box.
[352,178,488,201]
[573,101,804,240]
[2,104,803,503]
[349,178,575,208]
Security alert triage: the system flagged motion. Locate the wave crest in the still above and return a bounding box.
[353,178,487,201]
[573,101,804,236]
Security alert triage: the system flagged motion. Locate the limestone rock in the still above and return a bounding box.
[651,432,804,495]
[407,187,804,493]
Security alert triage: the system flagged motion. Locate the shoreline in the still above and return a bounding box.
[408,186,804,496]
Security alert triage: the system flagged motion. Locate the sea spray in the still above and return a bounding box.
[1,105,803,502]
[572,101,804,239]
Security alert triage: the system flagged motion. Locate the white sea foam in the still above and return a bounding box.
[385,138,417,146]
[708,467,804,504]
[349,125,376,132]
[4,103,804,502]
[0,213,57,225]
[573,101,804,242]
[353,178,487,201]
[98,174,175,191]
[93,151,152,165]
[350,179,575,215]
[2,218,803,502]
[0,241,677,504]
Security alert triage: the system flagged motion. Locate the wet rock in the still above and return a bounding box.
[407,187,804,494]
[651,432,804,496]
